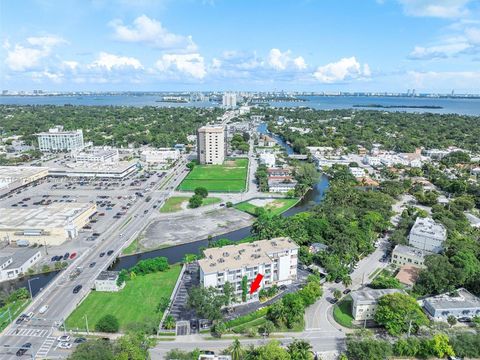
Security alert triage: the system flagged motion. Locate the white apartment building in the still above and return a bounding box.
[408,217,447,253]
[350,167,367,178]
[222,92,237,108]
[199,237,298,302]
[140,148,180,168]
[391,244,430,267]
[197,125,226,165]
[259,153,276,168]
[0,248,42,283]
[37,125,84,153]
[351,289,405,321]
[423,288,480,321]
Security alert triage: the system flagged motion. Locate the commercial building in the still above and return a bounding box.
[140,149,180,168]
[48,161,138,179]
[408,217,447,253]
[199,237,298,302]
[73,147,119,164]
[391,244,430,267]
[197,125,226,165]
[0,166,49,198]
[351,289,405,321]
[222,92,237,108]
[259,153,276,168]
[0,248,42,282]
[37,125,84,153]
[423,288,480,321]
[95,271,125,292]
[0,203,97,246]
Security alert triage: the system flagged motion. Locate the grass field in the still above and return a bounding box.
[159,196,222,213]
[0,300,30,332]
[234,198,299,216]
[66,265,181,332]
[333,296,356,328]
[178,158,248,192]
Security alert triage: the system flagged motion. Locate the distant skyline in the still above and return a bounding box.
[1,0,480,92]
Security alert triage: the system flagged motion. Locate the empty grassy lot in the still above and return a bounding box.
[159,196,222,213]
[178,158,248,192]
[333,296,356,328]
[66,264,181,332]
[234,198,299,216]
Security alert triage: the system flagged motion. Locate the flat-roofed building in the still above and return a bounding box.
[0,203,97,246]
[391,244,430,267]
[0,166,49,198]
[95,271,125,292]
[259,153,276,168]
[408,217,447,253]
[0,248,42,282]
[423,288,480,321]
[37,125,84,153]
[73,147,119,164]
[140,148,180,168]
[199,237,298,302]
[197,125,226,165]
[48,161,138,179]
[351,288,405,321]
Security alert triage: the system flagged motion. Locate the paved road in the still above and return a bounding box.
[0,158,190,359]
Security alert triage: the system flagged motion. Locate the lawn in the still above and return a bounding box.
[0,300,30,332]
[159,196,222,213]
[234,198,299,216]
[178,158,248,192]
[333,296,356,328]
[66,265,182,332]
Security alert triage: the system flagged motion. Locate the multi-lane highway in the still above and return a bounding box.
[0,157,189,359]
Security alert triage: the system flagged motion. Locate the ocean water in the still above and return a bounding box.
[1,94,479,115]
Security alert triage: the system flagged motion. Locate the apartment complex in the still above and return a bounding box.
[423,288,480,321]
[222,92,237,108]
[197,125,226,165]
[199,237,298,301]
[37,125,84,152]
[391,244,430,267]
[351,289,405,321]
[408,217,447,253]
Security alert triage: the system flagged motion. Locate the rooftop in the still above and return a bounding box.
[0,166,48,181]
[0,203,95,230]
[393,244,431,259]
[410,217,447,241]
[0,248,41,269]
[96,270,119,281]
[199,237,298,274]
[49,160,137,174]
[424,288,480,310]
[351,288,404,304]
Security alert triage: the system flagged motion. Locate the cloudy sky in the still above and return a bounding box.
[1,0,480,92]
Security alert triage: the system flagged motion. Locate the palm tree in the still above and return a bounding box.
[342,275,352,288]
[230,339,244,360]
[287,339,313,360]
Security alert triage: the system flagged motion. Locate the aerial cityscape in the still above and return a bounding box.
[1,1,480,360]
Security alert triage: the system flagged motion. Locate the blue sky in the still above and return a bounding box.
[1,0,480,92]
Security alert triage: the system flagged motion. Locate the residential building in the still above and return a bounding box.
[197,125,226,165]
[259,153,276,168]
[268,179,297,193]
[350,167,366,178]
[141,148,180,168]
[267,168,291,177]
[391,244,430,267]
[222,92,237,108]
[0,203,97,246]
[351,289,405,321]
[95,271,125,292]
[0,248,42,282]
[199,355,231,360]
[199,237,298,302]
[423,288,480,321]
[408,217,447,253]
[37,125,84,152]
[257,134,276,147]
[309,243,328,253]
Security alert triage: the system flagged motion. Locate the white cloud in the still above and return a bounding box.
[62,61,79,71]
[409,41,472,59]
[109,15,197,52]
[4,35,66,71]
[89,52,143,71]
[465,27,480,45]
[408,70,480,90]
[397,0,473,18]
[313,57,370,83]
[155,53,206,79]
[267,48,307,70]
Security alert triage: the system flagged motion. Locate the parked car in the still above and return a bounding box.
[69,252,77,259]
[58,342,72,349]
[57,335,71,342]
[99,252,105,258]
[73,285,82,294]
[89,262,96,268]
[328,298,338,304]
[74,337,87,344]
[63,252,70,260]
[343,289,352,295]
[107,250,114,256]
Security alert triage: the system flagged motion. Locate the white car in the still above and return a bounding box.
[38,305,49,314]
[57,335,71,342]
[58,342,72,349]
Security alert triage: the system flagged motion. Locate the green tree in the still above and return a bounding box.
[258,320,275,337]
[447,315,457,327]
[282,293,305,328]
[287,339,313,360]
[163,315,176,330]
[429,333,455,358]
[246,340,291,360]
[374,293,429,336]
[333,289,342,300]
[156,296,170,313]
[370,274,402,289]
[211,321,227,338]
[346,338,392,360]
[230,339,244,360]
[241,276,248,302]
[68,339,115,360]
[115,332,153,360]
[95,314,120,333]
[223,282,236,306]
[194,187,208,198]
[188,194,203,208]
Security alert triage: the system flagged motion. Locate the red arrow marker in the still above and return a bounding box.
[249,273,264,294]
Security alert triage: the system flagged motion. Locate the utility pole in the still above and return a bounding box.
[27,277,39,300]
[44,240,48,255]
[84,314,89,334]
[407,318,413,337]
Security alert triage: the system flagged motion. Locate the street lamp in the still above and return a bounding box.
[27,277,40,299]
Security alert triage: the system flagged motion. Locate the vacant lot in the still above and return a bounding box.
[160,196,222,213]
[66,265,181,331]
[235,198,299,216]
[178,158,248,192]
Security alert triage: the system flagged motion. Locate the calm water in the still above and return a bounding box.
[1,95,479,115]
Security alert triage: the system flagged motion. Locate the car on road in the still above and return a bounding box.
[58,342,72,349]
[63,252,70,260]
[107,250,114,256]
[15,314,27,324]
[89,262,96,268]
[343,289,352,295]
[57,335,71,342]
[458,317,472,323]
[39,305,49,314]
[15,343,31,356]
[328,298,338,304]
[99,252,105,257]
[70,252,77,259]
[74,337,87,344]
[73,285,83,294]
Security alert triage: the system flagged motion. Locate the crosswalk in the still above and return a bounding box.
[5,327,49,338]
[36,336,56,358]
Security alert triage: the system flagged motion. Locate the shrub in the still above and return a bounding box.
[95,314,120,333]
